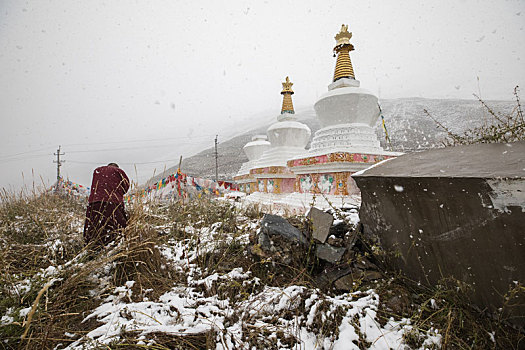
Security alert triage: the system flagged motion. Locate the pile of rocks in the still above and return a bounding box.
[250,207,383,291]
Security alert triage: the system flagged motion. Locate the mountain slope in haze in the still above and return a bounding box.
[147,98,515,184]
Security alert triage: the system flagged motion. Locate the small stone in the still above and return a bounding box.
[333,270,367,290]
[255,214,310,266]
[316,243,346,263]
[315,265,353,288]
[334,274,355,291]
[258,231,272,252]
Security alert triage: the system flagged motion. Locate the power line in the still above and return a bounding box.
[0,140,211,163]
[62,133,219,148]
[0,134,218,160]
[0,153,52,164]
[66,138,220,154]
[67,145,175,154]
[67,157,184,166]
[0,146,54,160]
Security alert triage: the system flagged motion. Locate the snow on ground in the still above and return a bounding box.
[61,203,439,349]
[67,276,441,349]
[1,197,441,349]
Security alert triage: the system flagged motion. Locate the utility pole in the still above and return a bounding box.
[53,145,65,192]
[214,135,219,182]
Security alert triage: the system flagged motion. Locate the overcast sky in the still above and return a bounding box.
[1,0,524,191]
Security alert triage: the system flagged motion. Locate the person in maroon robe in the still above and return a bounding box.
[84,163,130,246]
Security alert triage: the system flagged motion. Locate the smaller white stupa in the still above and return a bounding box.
[234,135,271,193]
[253,77,311,169]
[236,135,271,176]
[245,77,311,195]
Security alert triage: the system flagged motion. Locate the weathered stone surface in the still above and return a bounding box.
[315,266,353,288]
[316,243,346,263]
[361,270,382,281]
[326,236,344,247]
[258,229,272,251]
[260,214,308,246]
[354,257,379,271]
[307,207,334,243]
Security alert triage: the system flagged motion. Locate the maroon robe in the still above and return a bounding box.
[84,165,130,246]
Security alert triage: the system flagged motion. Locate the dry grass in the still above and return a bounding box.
[113,330,217,349]
[375,275,525,350]
[0,192,270,349]
[0,191,180,349]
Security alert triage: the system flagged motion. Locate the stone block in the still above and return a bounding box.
[307,207,334,243]
[353,141,525,329]
[315,266,352,288]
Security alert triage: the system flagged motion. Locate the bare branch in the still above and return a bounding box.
[425,87,524,146]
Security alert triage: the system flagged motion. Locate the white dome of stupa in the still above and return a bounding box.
[254,77,311,168]
[236,135,271,176]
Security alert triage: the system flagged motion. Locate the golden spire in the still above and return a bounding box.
[280,76,295,114]
[333,24,355,82]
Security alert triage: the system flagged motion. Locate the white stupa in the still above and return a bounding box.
[236,135,271,177]
[289,25,400,179]
[254,77,311,169]
[233,135,271,193]
[309,24,387,156]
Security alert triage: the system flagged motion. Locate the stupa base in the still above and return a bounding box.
[243,191,361,215]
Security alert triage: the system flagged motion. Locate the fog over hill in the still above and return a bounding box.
[147,98,515,185]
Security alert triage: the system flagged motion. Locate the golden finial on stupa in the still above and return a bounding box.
[335,24,353,46]
[333,24,355,81]
[280,76,295,114]
[281,76,294,94]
